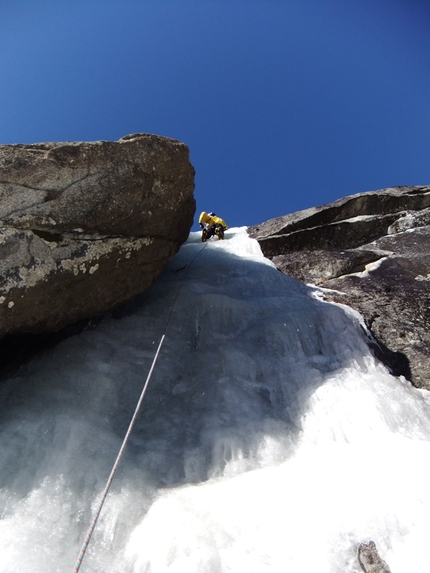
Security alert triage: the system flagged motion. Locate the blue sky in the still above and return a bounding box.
[1,0,429,230]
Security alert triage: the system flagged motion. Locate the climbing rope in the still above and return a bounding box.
[73,239,208,572]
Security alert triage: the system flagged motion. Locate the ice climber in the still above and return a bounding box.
[199,212,228,242]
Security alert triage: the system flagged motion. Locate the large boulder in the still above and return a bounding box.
[248,186,430,389]
[0,133,195,337]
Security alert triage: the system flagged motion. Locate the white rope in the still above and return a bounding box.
[73,240,208,571]
[73,334,165,573]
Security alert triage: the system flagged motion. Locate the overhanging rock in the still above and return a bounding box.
[0,133,195,337]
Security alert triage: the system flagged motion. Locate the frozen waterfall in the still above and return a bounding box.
[1,228,430,572]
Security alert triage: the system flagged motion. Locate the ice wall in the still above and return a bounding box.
[0,228,429,573]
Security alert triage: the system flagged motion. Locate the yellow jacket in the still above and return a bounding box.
[199,212,228,229]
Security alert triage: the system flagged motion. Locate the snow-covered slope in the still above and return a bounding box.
[1,228,429,572]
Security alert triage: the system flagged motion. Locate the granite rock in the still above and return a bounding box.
[0,133,195,337]
[248,186,430,389]
[357,541,391,573]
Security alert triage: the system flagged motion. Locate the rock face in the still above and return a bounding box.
[0,133,195,337]
[357,541,392,573]
[248,186,430,389]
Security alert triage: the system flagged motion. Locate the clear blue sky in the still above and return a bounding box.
[1,0,429,230]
